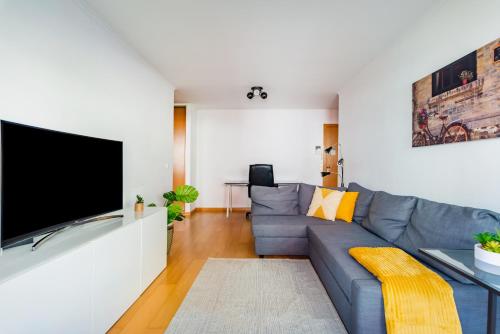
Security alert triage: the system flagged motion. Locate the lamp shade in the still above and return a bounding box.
[324,146,336,155]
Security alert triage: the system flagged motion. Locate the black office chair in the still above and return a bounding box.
[248,164,277,198]
[247,164,278,220]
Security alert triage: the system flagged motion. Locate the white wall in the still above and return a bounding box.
[339,0,500,211]
[194,108,337,208]
[0,0,174,208]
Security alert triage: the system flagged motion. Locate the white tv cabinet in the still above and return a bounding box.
[0,207,167,334]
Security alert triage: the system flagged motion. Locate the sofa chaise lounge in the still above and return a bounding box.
[250,182,500,334]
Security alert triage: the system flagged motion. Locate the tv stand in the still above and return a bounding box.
[2,237,34,250]
[31,214,124,251]
[0,208,167,334]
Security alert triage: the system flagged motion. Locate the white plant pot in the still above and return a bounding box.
[474,243,500,275]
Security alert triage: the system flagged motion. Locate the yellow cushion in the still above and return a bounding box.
[306,187,345,221]
[335,192,359,223]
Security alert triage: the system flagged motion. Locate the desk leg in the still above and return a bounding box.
[229,186,233,213]
[226,185,229,218]
[488,291,497,334]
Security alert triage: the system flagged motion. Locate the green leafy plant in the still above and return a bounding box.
[147,203,157,207]
[484,241,500,253]
[475,230,500,253]
[163,185,199,225]
[136,195,144,204]
[167,203,184,224]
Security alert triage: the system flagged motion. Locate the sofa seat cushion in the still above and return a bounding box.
[308,224,392,301]
[308,224,453,302]
[251,215,337,238]
[350,274,498,334]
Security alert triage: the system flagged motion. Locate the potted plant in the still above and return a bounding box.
[163,185,199,255]
[474,231,500,274]
[135,195,144,212]
[459,70,474,85]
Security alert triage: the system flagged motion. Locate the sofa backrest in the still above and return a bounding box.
[297,183,346,215]
[347,182,375,224]
[251,185,299,216]
[362,191,417,243]
[345,183,500,284]
[395,197,500,252]
[394,197,500,283]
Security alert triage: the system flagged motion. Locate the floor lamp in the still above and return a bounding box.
[321,144,345,188]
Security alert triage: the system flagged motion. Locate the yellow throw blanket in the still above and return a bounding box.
[349,247,462,334]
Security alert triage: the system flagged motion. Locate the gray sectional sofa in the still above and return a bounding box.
[250,182,500,334]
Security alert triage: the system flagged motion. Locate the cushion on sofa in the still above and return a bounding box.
[347,182,375,224]
[336,192,359,223]
[251,185,299,216]
[395,198,500,284]
[298,183,345,215]
[251,215,336,238]
[307,187,345,221]
[362,191,417,242]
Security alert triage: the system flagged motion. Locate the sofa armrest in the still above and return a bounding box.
[350,279,386,334]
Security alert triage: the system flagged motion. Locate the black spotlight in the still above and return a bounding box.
[247,86,268,100]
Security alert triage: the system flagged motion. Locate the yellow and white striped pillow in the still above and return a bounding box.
[306,187,345,221]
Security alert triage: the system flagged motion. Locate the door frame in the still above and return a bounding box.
[173,106,187,210]
[322,123,339,188]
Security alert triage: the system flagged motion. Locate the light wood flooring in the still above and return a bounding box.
[108,211,298,334]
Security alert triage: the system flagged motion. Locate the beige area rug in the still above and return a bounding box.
[165,258,347,334]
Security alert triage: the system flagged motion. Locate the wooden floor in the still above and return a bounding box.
[108,211,268,334]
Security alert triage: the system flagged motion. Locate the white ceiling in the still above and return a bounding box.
[86,0,438,109]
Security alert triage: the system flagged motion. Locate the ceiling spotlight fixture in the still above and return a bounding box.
[247,86,268,100]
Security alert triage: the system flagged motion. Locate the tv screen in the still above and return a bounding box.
[1,121,123,248]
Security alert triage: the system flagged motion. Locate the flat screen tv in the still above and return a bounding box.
[1,121,123,248]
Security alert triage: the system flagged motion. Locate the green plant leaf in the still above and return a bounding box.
[147,203,157,207]
[483,240,500,253]
[167,203,183,225]
[475,232,495,245]
[174,185,199,203]
[136,195,144,203]
[163,191,177,206]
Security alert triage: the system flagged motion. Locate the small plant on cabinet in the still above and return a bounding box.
[135,195,144,212]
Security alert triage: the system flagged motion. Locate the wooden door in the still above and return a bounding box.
[323,124,339,187]
[173,106,186,210]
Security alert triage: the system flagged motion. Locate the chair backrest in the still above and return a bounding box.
[248,164,275,197]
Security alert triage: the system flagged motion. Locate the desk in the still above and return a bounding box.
[224,182,298,218]
[419,248,500,334]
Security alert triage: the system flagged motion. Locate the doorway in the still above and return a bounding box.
[173,106,186,210]
[322,124,339,188]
